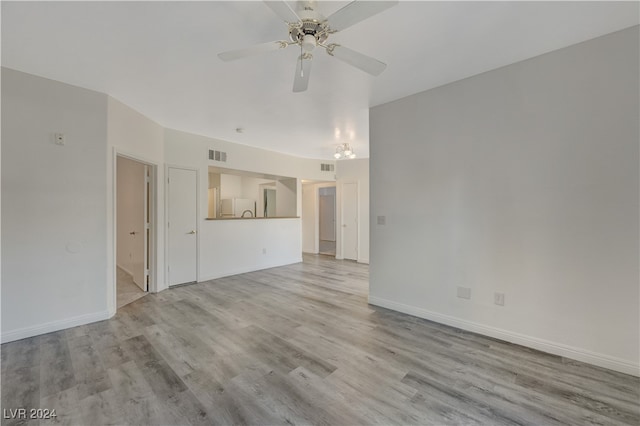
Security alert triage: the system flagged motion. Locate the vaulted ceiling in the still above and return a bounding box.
[2,1,638,159]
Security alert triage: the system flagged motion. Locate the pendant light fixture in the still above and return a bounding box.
[334,143,356,159]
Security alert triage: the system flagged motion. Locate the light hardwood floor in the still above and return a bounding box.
[117,267,147,309]
[318,240,336,256]
[2,255,639,425]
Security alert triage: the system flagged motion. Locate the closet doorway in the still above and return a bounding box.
[318,186,337,256]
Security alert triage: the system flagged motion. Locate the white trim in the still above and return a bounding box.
[357,258,369,264]
[198,257,302,283]
[368,296,640,377]
[1,310,112,344]
[116,264,134,278]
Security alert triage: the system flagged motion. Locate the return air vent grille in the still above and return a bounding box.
[209,150,227,162]
[320,163,334,172]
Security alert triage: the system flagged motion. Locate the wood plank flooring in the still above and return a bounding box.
[2,255,639,425]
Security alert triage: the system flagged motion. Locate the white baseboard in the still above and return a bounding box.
[368,296,639,377]
[357,258,369,264]
[117,264,134,278]
[1,310,113,344]
[198,257,303,283]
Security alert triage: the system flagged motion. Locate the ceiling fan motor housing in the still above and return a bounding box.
[289,7,330,50]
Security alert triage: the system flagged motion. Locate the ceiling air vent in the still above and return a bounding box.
[320,163,334,172]
[209,150,227,162]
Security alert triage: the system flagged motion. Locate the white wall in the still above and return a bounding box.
[241,176,261,203]
[165,128,334,219]
[336,159,370,264]
[208,172,221,189]
[200,219,301,280]
[220,174,242,199]
[0,69,331,342]
[165,128,335,180]
[164,128,332,282]
[369,27,639,375]
[107,96,165,299]
[275,178,297,217]
[116,156,145,275]
[302,183,317,253]
[1,68,109,341]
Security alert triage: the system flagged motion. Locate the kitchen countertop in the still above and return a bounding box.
[205,216,300,221]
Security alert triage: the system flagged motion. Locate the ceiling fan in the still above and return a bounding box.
[218,0,398,92]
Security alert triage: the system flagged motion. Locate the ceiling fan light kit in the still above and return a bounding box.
[218,0,398,92]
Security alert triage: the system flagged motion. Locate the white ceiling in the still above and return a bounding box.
[2,1,638,159]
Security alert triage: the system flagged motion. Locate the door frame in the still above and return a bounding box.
[339,180,359,261]
[165,164,200,287]
[112,149,159,311]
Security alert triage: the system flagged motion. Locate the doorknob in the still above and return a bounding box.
[129,231,137,235]
[188,230,196,234]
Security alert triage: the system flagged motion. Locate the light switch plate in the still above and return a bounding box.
[457,286,471,299]
[377,216,386,225]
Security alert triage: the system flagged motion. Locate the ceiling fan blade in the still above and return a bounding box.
[218,41,288,62]
[327,45,386,76]
[326,1,398,32]
[264,1,300,23]
[293,55,312,92]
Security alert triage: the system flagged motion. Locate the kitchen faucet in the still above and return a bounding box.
[241,209,254,218]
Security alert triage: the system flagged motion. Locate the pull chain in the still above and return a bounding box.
[300,43,304,77]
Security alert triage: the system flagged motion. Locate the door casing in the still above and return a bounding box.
[111,149,159,313]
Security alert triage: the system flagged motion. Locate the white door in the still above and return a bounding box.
[168,167,198,286]
[131,165,148,290]
[342,182,358,260]
[117,156,147,291]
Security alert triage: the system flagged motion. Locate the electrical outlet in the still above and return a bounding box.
[54,133,65,145]
[494,292,505,306]
[377,215,386,225]
[262,248,267,254]
[457,286,471,299]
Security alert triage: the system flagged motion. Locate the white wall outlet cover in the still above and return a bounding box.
[377,215,386,225]
[457,286,471,299]
[65,241,83,254]
[54,133,65,145]
[494,292,505,306]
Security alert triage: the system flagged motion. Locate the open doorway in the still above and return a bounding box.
[318,186,337,256]
[116,155,152,308]
[302,181,337,256]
